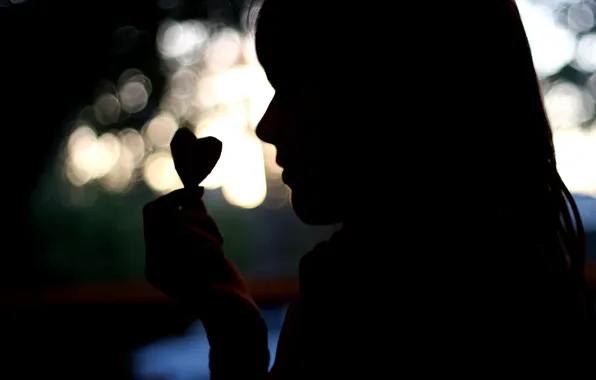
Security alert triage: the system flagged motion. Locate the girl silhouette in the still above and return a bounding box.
[143,1,595,377]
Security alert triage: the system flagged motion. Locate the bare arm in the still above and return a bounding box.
[203,300,271,380]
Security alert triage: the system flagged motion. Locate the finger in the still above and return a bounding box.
[146,222,223,270]
[182,224,224,252]
[180,188,206,210]
[178,210,224,244]
[143,188,186,220]
[145,227,223,293]
[143,187,205,220]
[152,187,205,210]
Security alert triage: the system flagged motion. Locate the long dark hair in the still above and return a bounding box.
[506,1,589,302]
[251,0,591,317]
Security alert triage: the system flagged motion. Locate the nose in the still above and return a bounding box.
[255,95,280,145]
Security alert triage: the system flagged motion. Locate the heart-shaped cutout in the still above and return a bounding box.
[170,127,223,189]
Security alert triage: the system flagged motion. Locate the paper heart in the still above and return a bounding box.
[170,127,222,189]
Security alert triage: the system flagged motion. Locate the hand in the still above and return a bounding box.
[143,187,270,377]
[143,187,258,318]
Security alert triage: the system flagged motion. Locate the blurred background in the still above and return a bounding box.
[0,0,595,379]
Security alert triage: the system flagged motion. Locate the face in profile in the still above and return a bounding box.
[253,0,361,225]
[255,78,353,225]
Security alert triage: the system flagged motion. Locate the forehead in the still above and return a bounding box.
[255,7,299,86]
[254,1,329,88]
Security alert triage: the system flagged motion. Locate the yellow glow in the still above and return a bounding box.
[119,128,146,166]
[222,134,267,209]
[262,143,282,179]
[189,59,276,209]
[61,20,596,212]
[241,36,259,65]
[100,147,135,192]
[204,28,242,72]
[553,128,596,197]
[196,65,273,110]
[135,32,278,206]
[143,151,183,193]
[144,113,178,149]
[66,126,121,185]
[170,69,198,100]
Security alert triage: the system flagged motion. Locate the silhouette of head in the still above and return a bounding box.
[252,0,592,327]
[252,1,585,270]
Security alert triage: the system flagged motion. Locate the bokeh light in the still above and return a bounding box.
[62,0,596,208]
[143,151,183,193]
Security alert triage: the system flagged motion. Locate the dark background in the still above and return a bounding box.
[0,0,595,378]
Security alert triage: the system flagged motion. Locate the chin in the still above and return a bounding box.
[289,189,344,225]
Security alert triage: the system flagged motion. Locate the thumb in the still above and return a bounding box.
[143,187,206,221]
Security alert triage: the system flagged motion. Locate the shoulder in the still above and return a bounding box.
[299,229,347,272]
[298,230,349,293]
